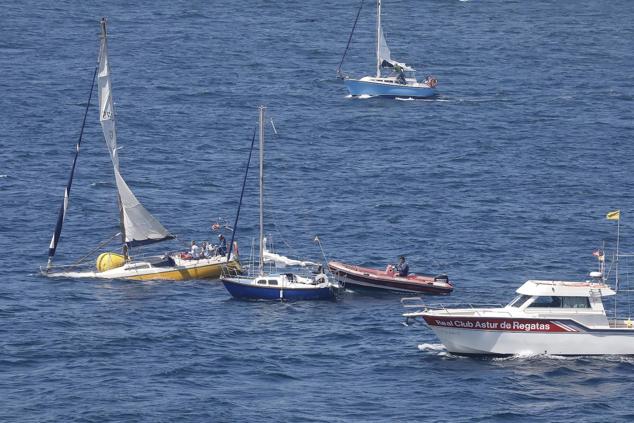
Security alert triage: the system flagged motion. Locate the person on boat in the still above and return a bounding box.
[201,241,209,258]
[425,75,437,88]
[122,244,129,261]
[394,64,406,85]
[204,241,216,258]
[190,240,202,259]
[313,265,327,284]
[161,252,176,266]
[395,255,409,277]
[217,234,227,256]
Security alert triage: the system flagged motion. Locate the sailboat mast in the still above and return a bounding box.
[99,18,127,250]
[376,0,381,78]
[258,105,266,275]
[616,216,621,289]
[97,18,173,253]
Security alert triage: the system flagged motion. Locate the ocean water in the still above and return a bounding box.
[1,0,634,421]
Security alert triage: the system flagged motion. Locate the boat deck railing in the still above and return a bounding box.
[221,260,323,280]
[401,298,507,315]
[609,319,634,329]
[221,265,245,279]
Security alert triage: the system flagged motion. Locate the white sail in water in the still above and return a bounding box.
[98,19,173,247]
[378,25,414,71]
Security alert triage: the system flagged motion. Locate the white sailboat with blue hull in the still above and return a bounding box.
[339,0,438,98]
[221,106,338,301]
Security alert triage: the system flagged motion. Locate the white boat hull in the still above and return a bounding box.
[44,255,240,281]
[344,77,436,98]
[424,316,634,355]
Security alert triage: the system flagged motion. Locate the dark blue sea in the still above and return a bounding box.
[2,0,634,421]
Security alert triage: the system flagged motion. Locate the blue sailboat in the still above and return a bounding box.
[338,0,438,98]
[222,272,336,301]
[221,106,338,301]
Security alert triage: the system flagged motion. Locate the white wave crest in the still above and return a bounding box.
[492,352,576,362]
[418,343,446,352]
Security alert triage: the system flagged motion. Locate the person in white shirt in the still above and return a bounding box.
[206,242,216,257]
[190,240,202,259]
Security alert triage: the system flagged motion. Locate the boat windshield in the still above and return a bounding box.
[508,295,531,308]
[527,296,591,309]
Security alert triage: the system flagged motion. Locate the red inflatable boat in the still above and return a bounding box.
[328,261,453,295]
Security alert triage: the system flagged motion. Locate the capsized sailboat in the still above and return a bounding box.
[338,0,437,98]
[42,18,240,281]
[221,106,339,301]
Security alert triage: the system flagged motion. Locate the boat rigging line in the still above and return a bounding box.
[46,63,99,270]
[225,126,258,263]
[313,236,330,268]
[253,113,305,263]
[337,0,365,79]
[68,231,122,269]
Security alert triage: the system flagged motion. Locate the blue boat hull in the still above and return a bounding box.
[344,79,436,98]
[222,278,336,301]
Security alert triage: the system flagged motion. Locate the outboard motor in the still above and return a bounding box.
[434,274,450,284]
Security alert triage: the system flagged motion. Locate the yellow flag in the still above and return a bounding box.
[606,210,620,220]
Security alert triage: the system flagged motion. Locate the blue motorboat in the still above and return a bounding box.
[338,0,438,98]
[221,106,339,301]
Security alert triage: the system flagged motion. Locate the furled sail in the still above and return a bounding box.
[378,26,391,67]
[98,18,173,247]
[378,26,414,71]
[263,250,318,268]
[47,66,99,266]
[262,238,318,268]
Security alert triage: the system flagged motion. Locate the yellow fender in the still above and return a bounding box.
[96,252,126,272]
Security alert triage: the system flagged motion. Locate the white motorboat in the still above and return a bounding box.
[403,279,634,355]
[404,212,632,356]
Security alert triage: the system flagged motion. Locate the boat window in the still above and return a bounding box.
[560,297,591,308]
[528,296,562,308]
[508,295,531,308]
[528,296,591,308]
[268,280,278,286]
[256,279,266,285]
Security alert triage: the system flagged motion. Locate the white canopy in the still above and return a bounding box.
[516,280,616,297]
